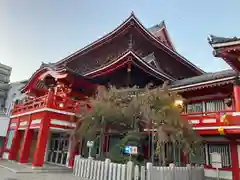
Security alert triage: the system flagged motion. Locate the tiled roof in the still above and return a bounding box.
[148,21,165,34]
[39,59,235,88]
[208,35,240,45]
[142,52,156,63]
[142,53,167,74]
[170,69,236,88]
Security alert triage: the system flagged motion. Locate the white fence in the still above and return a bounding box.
[73,156,204,180]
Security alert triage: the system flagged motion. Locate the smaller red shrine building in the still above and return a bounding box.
[1,13,240,180]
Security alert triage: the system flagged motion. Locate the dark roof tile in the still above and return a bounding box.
[170,69,236,88]
[148,21,165,34]
[208,35,240,45]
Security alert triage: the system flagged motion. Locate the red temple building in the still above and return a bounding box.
[1,13,240,180]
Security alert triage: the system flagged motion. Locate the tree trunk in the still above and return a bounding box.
[98,116,106,159]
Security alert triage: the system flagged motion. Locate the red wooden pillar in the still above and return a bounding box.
[103,134,109,153]
[180,151,188,165]
[18,115,34,163]
[144,143,149,160]
[32,114,50,167]
[230,140,239,180]
[32,89,53,167]
[102,126,109,153]
[8,118,21,160]
[233,80,240,111]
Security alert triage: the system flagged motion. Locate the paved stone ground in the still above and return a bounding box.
[0,167,85,180]
[0,160,225,180]
[0,167,227,180]
[0,160,72,173]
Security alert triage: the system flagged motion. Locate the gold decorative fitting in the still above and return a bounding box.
[218,127,225,135]
[221,114,229,124]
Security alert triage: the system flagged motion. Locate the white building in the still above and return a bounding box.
[0,80,27,149]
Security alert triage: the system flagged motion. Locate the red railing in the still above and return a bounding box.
[50,95,89,113]
[12,95,48,115]
[11,95,238,128]
[182,110,234,127]
[11,94,90,116]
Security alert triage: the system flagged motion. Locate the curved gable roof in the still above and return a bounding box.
[84,50,176,81]
[148,21,176,50]
[56,12,204,75]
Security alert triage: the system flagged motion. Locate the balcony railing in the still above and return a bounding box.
[10,94,239,129]
[11,94,89,116]
[182,110,234,127]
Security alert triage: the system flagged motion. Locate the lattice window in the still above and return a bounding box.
[165,142,181,166]
[150,142,181,166]
[205,100,225,112]
[207,144,231,168]
[186,100,225,115]
[188,145,205,165]
[187,103,203,114]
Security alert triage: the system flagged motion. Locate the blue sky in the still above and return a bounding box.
[1,0,240,82]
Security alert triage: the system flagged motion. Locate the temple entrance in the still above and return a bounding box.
[47,133,69,166]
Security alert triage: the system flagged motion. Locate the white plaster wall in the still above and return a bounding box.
[204,169,232,180]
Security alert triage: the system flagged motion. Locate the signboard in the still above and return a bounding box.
[210,152,222,169]
[123,146,138,155]
[87,141,94,148]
